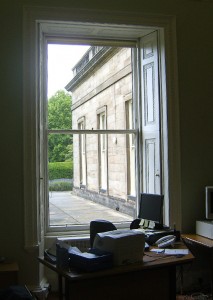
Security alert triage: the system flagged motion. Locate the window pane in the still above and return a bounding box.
[48,133,135,226]
[47,44,136,228]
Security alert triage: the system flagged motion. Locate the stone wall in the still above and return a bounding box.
[71,47,135,210]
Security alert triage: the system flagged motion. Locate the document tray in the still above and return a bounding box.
[68,248,113,272]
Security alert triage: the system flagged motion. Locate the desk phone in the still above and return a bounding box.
[155,235,176,248]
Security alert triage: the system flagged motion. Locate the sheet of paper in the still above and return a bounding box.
[164,249,189,255]
[150,249,165,254]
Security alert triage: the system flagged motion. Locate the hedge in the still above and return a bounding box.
[48,161,73,180]
[49,181,73,191]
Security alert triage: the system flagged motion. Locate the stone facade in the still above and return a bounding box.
[66,46,135,216]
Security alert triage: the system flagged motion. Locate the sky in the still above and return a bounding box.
[48,44,90,99]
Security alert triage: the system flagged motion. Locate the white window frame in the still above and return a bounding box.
[44,43,139,234]
[23,7,181,248]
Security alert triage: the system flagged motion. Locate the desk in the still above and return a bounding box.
[39,249,193,300]
[182,234,213,248]
[182,234,213,294]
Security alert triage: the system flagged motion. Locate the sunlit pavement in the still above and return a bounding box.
[49,191,132,226]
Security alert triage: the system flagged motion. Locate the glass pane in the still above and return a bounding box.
[48,133,136,226]
[47,44,136,227]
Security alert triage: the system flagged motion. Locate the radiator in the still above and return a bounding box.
[57,236,90,252]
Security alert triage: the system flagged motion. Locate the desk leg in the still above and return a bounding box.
[169,266,176,300]
[64,279,70,300]
[211,250,213,297]
[58,274,64,300]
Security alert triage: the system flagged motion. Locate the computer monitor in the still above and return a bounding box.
[138,193,164,228]
[205,186,213,219]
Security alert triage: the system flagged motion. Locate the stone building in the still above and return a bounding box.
[66,46,135,217]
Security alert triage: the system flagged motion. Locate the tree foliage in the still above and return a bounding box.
[48,90,72,162]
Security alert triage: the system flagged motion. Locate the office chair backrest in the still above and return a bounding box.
[90,219,117,247]
[130,218,141,229]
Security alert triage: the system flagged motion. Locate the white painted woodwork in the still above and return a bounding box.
[140,32,161,194]
[23,7,181,256]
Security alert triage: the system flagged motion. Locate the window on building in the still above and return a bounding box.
[78,117,86,187]
[126,99,136,198]
[97,107,108,192]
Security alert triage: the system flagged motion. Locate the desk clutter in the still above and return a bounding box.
[144,228,179,244]
[55,240,113,272]
[54,229,145,272]
[40,219,195,300]
[68,247,113,272]
[44,221,184,274]
[43,217,186,277]
[40,232,194,300]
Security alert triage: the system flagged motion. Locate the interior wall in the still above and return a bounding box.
[0,0,212,287]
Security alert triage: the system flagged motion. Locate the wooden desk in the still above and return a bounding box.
[182,234,213,294]
[0,262,19,288]
[39,250,194,300]
[182,234,213,248]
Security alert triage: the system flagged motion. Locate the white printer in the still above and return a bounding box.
[196,220,213,239]
[93,229,145,266]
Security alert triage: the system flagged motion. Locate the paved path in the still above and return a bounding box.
[49,191,131,226]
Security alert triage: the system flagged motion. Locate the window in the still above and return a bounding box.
[97,107,107,192]
[78,117,86,187]
[47,45,137,230]
[126,99,136,198]
[23,7,181,246]
[45,37,162,232]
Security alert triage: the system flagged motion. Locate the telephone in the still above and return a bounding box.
[155,235,176,248]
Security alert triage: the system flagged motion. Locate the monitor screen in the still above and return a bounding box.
[205,186,213,219]
[138,193,164,224]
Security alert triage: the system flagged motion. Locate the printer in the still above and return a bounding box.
[93,229,145,266]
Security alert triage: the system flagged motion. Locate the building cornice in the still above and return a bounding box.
[65,46,119,92]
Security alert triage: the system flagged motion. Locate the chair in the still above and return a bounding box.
[90,219,117,247]
[130,218,141,229]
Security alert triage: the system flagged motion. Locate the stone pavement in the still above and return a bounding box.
[49,191,132,226]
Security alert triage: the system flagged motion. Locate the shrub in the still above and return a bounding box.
[48,161,73,180]
[49,181,73,191]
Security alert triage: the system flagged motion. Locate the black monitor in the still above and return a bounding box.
[138,193,164,228]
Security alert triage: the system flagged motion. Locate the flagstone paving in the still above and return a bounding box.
[49,191,132,226]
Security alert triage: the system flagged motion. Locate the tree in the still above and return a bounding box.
[48,90,72,162]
